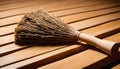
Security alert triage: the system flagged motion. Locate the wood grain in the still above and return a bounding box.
[0,0,120,69]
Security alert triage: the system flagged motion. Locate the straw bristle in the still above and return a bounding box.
[15,9,77,45]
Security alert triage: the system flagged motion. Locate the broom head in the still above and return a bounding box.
[15,9,78,45]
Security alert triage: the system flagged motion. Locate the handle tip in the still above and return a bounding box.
[111,43,120,55]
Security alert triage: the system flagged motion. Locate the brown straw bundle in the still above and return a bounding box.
[15,9,119,55]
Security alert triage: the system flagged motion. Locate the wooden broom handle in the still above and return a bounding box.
[75,31,119,55]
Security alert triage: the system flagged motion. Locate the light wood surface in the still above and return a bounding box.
[0,0,120,69]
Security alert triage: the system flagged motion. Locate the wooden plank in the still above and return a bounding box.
[0,15,23,27]
[0,25,16,37]
[1,1,120,26]
[0,19,120,69]
[0,35,14,46]
[37,33,120,69]
[0,7,120,36]
[105,33,120,42]
[0,43,28,57]
[0,0,113,19]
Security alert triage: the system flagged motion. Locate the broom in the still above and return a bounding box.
[15,9,120,55]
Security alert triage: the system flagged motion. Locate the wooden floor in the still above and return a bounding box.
[0,0,120,69]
